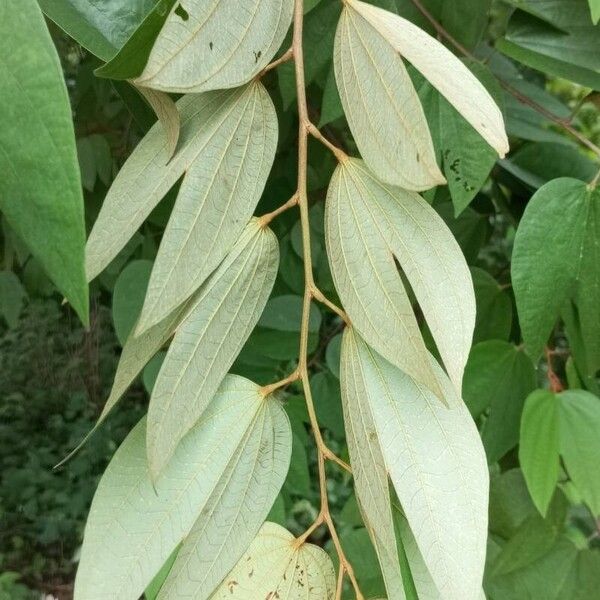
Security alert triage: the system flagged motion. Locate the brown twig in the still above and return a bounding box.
[545,346,564,393]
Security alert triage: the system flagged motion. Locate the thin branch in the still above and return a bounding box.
[259,46,294,77]
[291,1,363,597]
[545,346,564,393]
[257,193,298,227]
[307,122,348,162]
[259,369,300,396]
[311,284,350,324]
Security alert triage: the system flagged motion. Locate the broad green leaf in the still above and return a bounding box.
[558,390,600,515]
[340,328,407,600]
[334,4,445,190]
[347,0,509,157]
[147,221,279,479]
[135,0,294,93]
[519,390,560,516]
[75,376,290,600]
[512,178,600,360]
[348,329,489,600]
[0,271,27,329]
[325,159,475,396]
[111,259,153,345]
[87,83,277,333]
[258,295,321,333]
[157,393,291,599]
[463,341,536,463]
[77,134,112,192]
[0,0,88,325]
[38,0,156,61]
[136,87,180,161]
[206,522,336,599]
[471,268,513,344]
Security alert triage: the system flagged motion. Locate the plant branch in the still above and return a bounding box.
[259,46,294,77]
[291,0,362,596]
[257,193,298,227]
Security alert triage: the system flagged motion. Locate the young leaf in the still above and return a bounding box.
[334,4,445,190]
[340,328,408,600]
[135,0,294,93]
[75,376,290,600]
[346,0,509,157]
[325,158,475,396]
[147,221,279,479]
[519,390,561,516]
[512,178,600,361]
[158,393,291,599]
[136,87,180,161]
[347,329,489,599]
[205,522,336,599]
[0,0,88,325]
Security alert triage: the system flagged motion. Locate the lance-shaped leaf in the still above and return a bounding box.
[86,83,277,305]
[159,397,291,599]
[147,220,279,479]
[346,0,509,158]
[340,328,407,600]
[206,522,336,599]
[325,159,475,396]
[334,4,444,190]
[75,376,291,600]
[347,328,489,600]
[135,0,294,93]
[136,87,180,161]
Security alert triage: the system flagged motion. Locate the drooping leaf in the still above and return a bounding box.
[87,82,277,334]
[463,341,536,463]
[135,0,294,93]
[346,0,509,157]
[519,390,561,516]
[340,328,407,600]
[75,376,290,600]
[471,268,513,344]
[157,392,291,599]
[136,87,180,161]
[512,178,600,361]
[346,328,489,599]
[325,158,475,396]
[38,0,157,61]
[334,4,445,190]
[0,0,88,325]
[205,522,336,599]
[147,221,279,479]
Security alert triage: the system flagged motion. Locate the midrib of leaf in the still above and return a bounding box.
[139,84,259,328]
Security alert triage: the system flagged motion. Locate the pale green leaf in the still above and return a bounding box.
[135,0,294,93]
[86,84,277,317]
[340,328,407,600]
[206,522,336,599]
[512,178,600,360]
[347,0,509,157]
[147,221,279,479]
[325,159,475,396]
[590,0,600,23]
[158,395,291,599]
[349,329,489,599]
[75,375,289,600]
[136,87,180,161]
[0,0,88,325]
[334,5,444,190]
[519,390,561,516]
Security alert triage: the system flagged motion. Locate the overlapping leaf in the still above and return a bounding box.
[334,4,445,190]
[135,0,294,93]
[75,375,291,600]
[86,83,277,331]
[345,0,508,157]
[205,522,336,599]
[342,328,489,600]
[147,220,279,479]
[325,158,475,396]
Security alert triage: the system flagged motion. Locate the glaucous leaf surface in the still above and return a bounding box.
[463,341,536,463]
[147,221,279,479]
[340,328,407,600]
[135,0,294,93]
[0,0,88,325]
[206,522,336,599]
[346,0,509,157]
[38,0,157,61]
[75,376,290,600]
[334,4,445,190]
[345,329,489,600]
[512,178,600,361]
[325,158,475,396]
[158,392,291,599]
[136,87,180,161]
